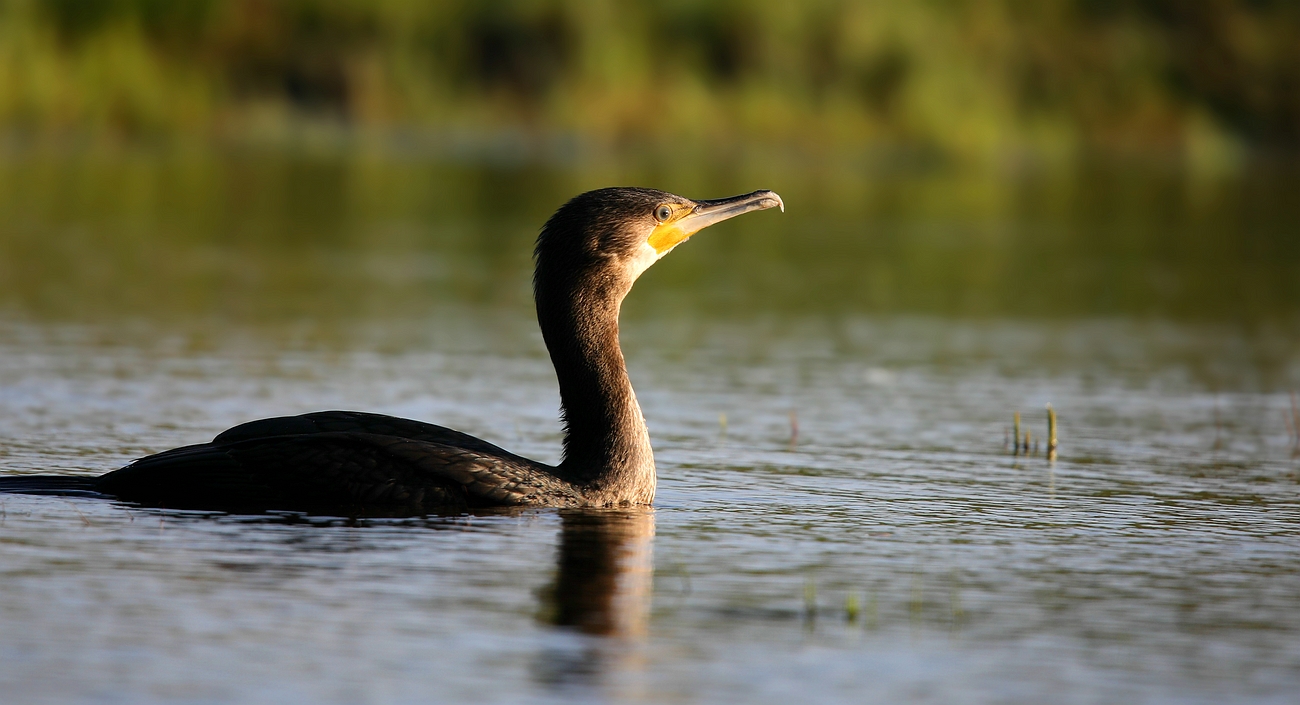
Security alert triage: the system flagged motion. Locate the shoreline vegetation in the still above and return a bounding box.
[1,0,1297,171]
[1,1,1297,327]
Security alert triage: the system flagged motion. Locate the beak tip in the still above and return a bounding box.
[762,190,784,213]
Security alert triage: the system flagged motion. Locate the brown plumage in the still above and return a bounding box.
[2,187,783,515]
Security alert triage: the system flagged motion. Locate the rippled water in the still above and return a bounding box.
[2,151,1299,703]
[2,312,1298,704]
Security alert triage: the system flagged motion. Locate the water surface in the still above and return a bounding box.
[1,152,1298,703]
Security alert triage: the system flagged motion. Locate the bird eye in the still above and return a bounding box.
[653,205,673,223]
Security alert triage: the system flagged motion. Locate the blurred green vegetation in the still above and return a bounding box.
[1,0,1298,164]
[1,1,1297,328]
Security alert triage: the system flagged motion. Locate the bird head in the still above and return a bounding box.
[534,187,784,301]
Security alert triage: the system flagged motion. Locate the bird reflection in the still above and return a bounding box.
[533,508,655,692]
[84,503,657,693]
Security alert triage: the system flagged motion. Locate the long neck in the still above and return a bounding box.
[536,273,655,505]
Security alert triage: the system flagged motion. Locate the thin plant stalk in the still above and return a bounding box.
[1047,404,1058,461]
[1013,412,1021,456]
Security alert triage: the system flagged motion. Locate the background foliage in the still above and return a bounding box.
[2,0,1298,163]
[1,1,1297,326]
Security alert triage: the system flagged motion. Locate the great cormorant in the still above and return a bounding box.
[1,188,783,514]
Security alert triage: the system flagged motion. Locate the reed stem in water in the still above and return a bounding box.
[1013,412,1021,456]
[1047,404,1058,461]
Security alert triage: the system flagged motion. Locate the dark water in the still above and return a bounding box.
[1,151,1298,703]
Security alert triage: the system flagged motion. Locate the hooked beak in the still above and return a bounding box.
[647,190,784,254]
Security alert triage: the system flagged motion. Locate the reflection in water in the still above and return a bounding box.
[3,155,1299,323]
[534,509,655,693]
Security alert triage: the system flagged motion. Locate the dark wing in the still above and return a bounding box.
[97,432,582,515]
[214,410,524,460]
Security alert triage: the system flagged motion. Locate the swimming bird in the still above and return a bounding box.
[2,188,782,514]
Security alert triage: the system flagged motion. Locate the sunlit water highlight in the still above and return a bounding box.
[2,313,1297,704]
